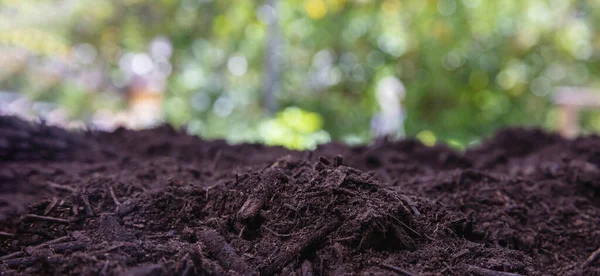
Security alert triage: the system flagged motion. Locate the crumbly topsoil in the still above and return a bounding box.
[0,116,598,275]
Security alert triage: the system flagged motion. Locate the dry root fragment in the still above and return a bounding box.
[582,247,600,268]
[23,214,70,224]
[260,218,341,275]
[333,155,344,167]
[2,256,39,268]
[460,264,523,276]
[197,229,253,275]
[379,263,419,276]
[237,169,286,223]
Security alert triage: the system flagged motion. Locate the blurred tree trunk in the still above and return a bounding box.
[263,0,280,114]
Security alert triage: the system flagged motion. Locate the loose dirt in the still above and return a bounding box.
[0,116,598,275]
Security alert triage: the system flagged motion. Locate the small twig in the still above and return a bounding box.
[332,187,358,196]
[48,241,86,253]
[318,156,331,165]
[237,174,280,222]
[333,155,343,167]
[108,186,122,207]
[461,264,523,276]
[283,203,299,214]
[146,231,176,240]
[197,229,252,274]
[181,263,193,276]
[582,247,600,268]
[81,194,94,216]
[101,260,110,275]
[36,235,72,247]
[0,252,24,261]
[302,190,330,198]
[46,181,77,193]
[389,215,431,240]
[2,256,39,268]
[400,195,421,216]
[23,214,70,224]
[292,167,308,178]
[0,231,14,238]
[238,225,246,238]
[262,226,293,237]
[333,235,356,242]
[260,218,341,275]
[179,254,193,276]
[1,236,71,261]
[24,236,73,255]
[92,242,137,255]
[443,262,454,274]
[43,197,59,215]
[451,249,470,260]
[72,204,79,216]
[379,263,419,276]
[204,185,215,202]
[345,174,381,187]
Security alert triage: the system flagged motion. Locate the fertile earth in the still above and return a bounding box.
[0,116,599,275]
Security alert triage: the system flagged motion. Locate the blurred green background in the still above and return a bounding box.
[1,0,600,149]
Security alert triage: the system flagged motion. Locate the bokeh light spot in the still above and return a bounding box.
[73,43,97,65]
[305,0,327,19]
[531,77,551,97]
[213,96,234,117]
[462,0,481,9]
[437,0,456,16]
[131,54,154,75]
[227,55,248,76]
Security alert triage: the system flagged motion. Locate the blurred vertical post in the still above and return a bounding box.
[371,76,406,140]
[553,87,600,138]
[557,105,578,138]
[129,76,164,129]
[263,0,280,114]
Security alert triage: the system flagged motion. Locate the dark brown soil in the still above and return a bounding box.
[1,116,599,275]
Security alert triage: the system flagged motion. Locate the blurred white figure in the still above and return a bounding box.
[371,76,406,140]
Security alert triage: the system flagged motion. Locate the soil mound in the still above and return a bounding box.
[0,116,93,162]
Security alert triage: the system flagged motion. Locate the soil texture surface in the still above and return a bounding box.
[1,116,599,275]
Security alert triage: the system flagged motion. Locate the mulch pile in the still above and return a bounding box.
[0,116,598,275]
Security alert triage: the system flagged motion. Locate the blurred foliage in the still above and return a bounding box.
[2,0,600,148]
[259,107,330,149]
